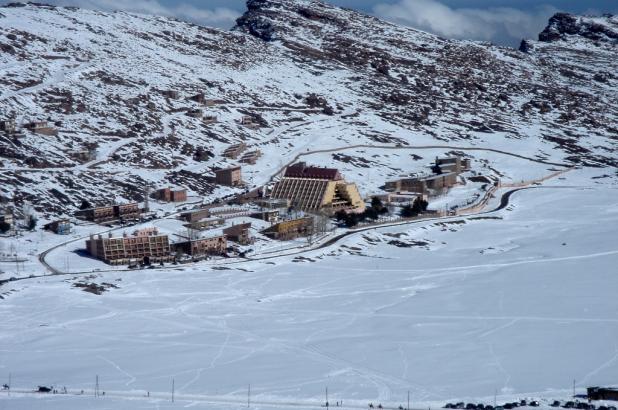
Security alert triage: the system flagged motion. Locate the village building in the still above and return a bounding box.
[86,228,172,265]
[215,166,242,187]
[223,223,253,245]
[186,108,203,118]
[24,121,57,136]
[209,206,252,219]
[370,192,425,205]
[261,216,314,241]
[240,115,260,129]
[0,211,14,230]
[179,208,211,223]
[240,149,262,165]
[269,162,365,214]
[113,203,142,221]
[69,149,97,163]
[154,187,187,202]
[0,119,16,134]
[204,98,224,107]
[76,203,142,224]
[435,156,471,174]
[183,217,225,231]
[250,209,279,223]
[253,198,290,209]
[385,172,457,195]
[188,92,205,104]
[223,143,247,159]
[163,90,179,99]
[588,387,618,401]
[171,234,227,258]
[43,219,71,235]
[203,115,217,125]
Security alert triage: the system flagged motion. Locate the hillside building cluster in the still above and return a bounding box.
[385,156,470,197]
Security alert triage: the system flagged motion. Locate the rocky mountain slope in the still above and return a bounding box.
[0,1,616,217]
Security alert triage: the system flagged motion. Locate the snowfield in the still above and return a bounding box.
[1,170,617,410]
[1,2,617,409]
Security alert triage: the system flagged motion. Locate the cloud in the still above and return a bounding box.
[372,0,558,46]
[52,0,241,29]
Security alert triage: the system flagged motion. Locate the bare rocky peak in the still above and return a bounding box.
[538,13,618,43]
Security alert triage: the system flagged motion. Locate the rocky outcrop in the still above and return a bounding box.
[539,13,618,43]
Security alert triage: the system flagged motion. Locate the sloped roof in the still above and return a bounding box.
[284,163,341,180]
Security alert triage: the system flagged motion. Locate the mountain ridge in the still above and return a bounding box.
[0,1,616,218]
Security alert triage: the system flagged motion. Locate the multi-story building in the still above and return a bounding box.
[270,162,365,214]
[171,235,227,258]
[43,219,71,235]
[435,156,471,174]
[215,166,242,187]
[154,187,187,202]
[385,172,457,195]
[250,209,279,223]
[179,208,212,223]
[86,228,172,265]
[184,217,225,231]
[223,223,252,245]
[261,217,314,241]
[76,203,142,224]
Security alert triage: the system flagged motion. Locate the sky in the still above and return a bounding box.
[45,0,618,47]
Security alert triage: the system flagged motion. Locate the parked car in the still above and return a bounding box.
[504,404,513,409]
[485,405,495,410]
[551,402,562,407]
[520,401,527,407]
[456,403,465,409]
[530,401,540,407]
[563,401,575,408]
[444,404,455,409]
[466,404,476,409]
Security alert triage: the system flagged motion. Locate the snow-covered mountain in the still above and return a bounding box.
[0,1,616,216]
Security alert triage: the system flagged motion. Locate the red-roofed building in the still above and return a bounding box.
[284,162,341,181]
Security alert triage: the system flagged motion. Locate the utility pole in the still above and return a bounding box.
[95,375,99,397]
[248,383,251,408]
[8,373,11,397]
[172,378,175,402]
[573,379,576,397]
[326,386,329,409]
[407,390,410,410]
